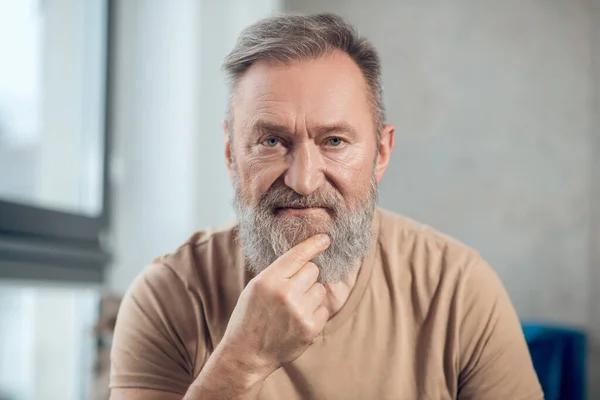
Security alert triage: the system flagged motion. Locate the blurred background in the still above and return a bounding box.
[0,0,598,399]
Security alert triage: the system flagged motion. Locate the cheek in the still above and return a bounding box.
[237,156,286,201]
[324,149,375,203]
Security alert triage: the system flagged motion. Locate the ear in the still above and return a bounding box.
[375,124,395,183]
[223,120,234,180]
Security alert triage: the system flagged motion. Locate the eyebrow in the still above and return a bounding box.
[251,120,358,139]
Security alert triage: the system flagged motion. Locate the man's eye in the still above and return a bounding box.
[262,137,280,147]
[327,137,344,147]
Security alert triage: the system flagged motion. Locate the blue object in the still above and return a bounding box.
[522,323,586,400]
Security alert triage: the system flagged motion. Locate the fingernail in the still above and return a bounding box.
[319,234,331,246]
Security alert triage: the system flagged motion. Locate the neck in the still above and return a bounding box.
[321,262,361,318]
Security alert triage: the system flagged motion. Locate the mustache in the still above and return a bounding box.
[258,181,343,211]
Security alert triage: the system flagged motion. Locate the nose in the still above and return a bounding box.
[284,143,325,196]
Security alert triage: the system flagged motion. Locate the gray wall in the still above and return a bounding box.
[286,0,598,395]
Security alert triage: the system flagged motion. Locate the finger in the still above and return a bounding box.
[290,262,320,293]
[311,305,329,335]
[303,282,326,313]
[264,234,330,278]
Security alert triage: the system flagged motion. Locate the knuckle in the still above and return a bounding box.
[250,276,270,292]
[274,288,293,305]
[299,322,316,342]
[287,247,306,263]
[314,283,326,298]
[302,264,319,282]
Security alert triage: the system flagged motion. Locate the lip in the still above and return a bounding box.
[277,206,329,216]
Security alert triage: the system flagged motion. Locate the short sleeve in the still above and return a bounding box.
[457,257,543,400]
[110,262,208,395]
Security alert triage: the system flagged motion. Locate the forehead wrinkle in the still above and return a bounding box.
[249,108,296,134]
[238,96,288,134]
[245,102,300,137]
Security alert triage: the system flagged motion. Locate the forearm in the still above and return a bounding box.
[183,341,271,400]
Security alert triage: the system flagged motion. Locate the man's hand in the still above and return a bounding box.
[219,234,331,380]
[180,234,331,400]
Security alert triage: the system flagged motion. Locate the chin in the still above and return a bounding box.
[274,214,333,244]
[278,211,332,227]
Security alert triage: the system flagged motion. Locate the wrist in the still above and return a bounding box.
[187,339,274,399]
[214,338,277,387]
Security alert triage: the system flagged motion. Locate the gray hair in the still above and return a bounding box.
[222,13,385,132]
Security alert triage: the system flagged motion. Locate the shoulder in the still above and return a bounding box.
[121,221,244,317]
[149,220,248,290]
[375,208,496,296]
[377,207,482,269]
[133,221,249,342]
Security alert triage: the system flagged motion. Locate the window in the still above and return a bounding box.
[0,0,112,283]
[0,0,106,216]
[0,1,112,397]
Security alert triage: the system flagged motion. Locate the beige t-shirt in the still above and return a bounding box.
[110,208,543,399]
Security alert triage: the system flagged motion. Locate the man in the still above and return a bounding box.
[110,13,543,400]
